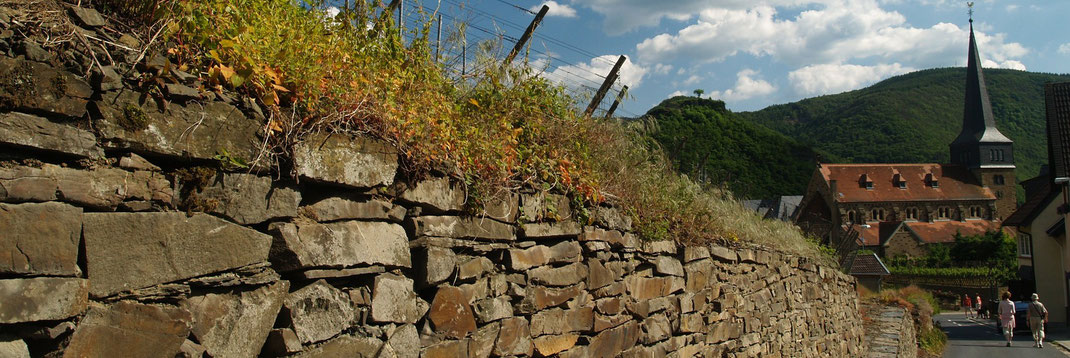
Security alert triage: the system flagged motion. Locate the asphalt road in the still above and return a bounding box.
[937,313,1068,358]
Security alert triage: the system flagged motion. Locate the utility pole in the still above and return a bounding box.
[435,14,442,61]
[584,55,625,118]
[502,5,549,69]
[604,85,628,119]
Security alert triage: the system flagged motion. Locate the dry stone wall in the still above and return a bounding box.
[0,5,865,356]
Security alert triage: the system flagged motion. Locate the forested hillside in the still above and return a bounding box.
[740,68,1070,183]
[643,96,823,199]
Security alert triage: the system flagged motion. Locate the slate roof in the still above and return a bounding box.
[850,253,890,276]
[1047,82,1070,179]
[951,23,1012,147]
[1003,175,1057,227]
[820,163,994,203]
[742,195,803,221]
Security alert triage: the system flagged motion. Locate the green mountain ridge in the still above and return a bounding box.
[740,68,1070,186]
[644,68,1070,201]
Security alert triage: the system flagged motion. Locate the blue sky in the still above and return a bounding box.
[405,0,1070,116]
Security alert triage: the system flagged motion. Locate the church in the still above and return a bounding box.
[794,20,1016,259]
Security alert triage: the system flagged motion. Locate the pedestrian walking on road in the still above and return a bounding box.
[975,294,983,318]
[963,294,974,318]
[1029,293,1049,348]
[999,291,1016,346]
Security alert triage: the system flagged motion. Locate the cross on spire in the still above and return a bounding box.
[967,2,974,23]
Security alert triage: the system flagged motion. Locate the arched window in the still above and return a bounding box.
[938,207,951,219]
[994,175,1005,185]
[969,206,982,218]
[872,208,885,221]
[906,207,919,220]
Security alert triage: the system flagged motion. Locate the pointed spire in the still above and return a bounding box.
[951,19,1012,148]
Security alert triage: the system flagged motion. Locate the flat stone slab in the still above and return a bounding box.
[0,57,93,118]
[407,215,515,241]
[269,220,410,271]
[83,212,272,297]
[303,197,405,222]
[64,301,192,358]
[184,281,290,358]
[0,202,82,276]
[293,132,398,188]
[0,112,102,158]
[400,177,465,213]
[192,173,301,225]
[0,277,88,323]
[519,221,582,239]
[93,90,262,162]
[370,274,427,324]
[0,164,172,209]
[292,335,382,358]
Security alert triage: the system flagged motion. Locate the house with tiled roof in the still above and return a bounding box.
[850,253,891,293]
[1006,81,1070,324]
[795,21,1016,259]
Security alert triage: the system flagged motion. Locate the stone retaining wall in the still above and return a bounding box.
[862,305,917,358]
[0,5,865,356]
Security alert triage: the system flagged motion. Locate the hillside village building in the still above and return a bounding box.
[794,22,1016,259]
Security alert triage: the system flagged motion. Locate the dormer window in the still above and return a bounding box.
[893,173,906,189]
[925,173,939,188]
[860,174,874,190]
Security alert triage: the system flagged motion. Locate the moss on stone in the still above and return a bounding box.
[119,103,149,131]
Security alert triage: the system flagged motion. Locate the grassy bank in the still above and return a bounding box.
[104,0,828,259]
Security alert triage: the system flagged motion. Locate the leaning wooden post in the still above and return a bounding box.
[584,55,626,118]
[397,0,404,29]
[604,85,628,119]
[501,5,549,69]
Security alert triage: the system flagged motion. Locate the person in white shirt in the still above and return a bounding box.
[1028,293,1049,348]
[998,291,1015,347]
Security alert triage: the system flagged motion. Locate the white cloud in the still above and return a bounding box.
[531,1,577,18]
[668,90,689,98]
[708,69,776,102]
[789,63,914,96]
[536,55,648,90]
[982,59,1026,71]
[570,0,813,35]
[1059,43,1070,55]
[682,74,703,86]
[653,63,674,75]
[1005,4,1018,12]
[632,0,1027,73]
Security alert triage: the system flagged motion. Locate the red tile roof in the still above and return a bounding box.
[853,220,1006,246]
[904,220,1005,244]
[850,253,890,276]
[819,164,994,203]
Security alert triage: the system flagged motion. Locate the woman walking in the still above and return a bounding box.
[1029,293,1049,348]
[998,291,1016,347]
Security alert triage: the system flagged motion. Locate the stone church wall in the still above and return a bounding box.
[0,43,865,357]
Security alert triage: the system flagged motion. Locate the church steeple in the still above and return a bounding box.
[949,18,1013,168]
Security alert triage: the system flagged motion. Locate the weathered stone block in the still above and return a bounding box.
[530,284,583,310]
[529,262,588,287]
[641,240,677,255]
[0,164,172,209]
[684,246,711,262]
[519,221,583,239]
[382,324,420,358]
[591,206,632,231]
[400,176,465,213]
[303,197,405,222]
[191,173,300,225]
[594,313,632,332]
[0,277,88,323]
[268,220,410,272]
[480,192,519,223]
[423,339,469,358]
[640,314,672,344]
[710,246,737,262]
[530,307,594,336]
[652,256,685,277]
[588,320,641,358]
[292,335,382,358]
[534,334,580,356]
[185,281,289,358]
[473,296,513,323]
[626,276,680,301]
[458,256,494,281]
[429,286,477,339]
[83,212,271,297]
[407,215,515,241]
[579,226,637,250]
[94,91,262,162]
[508,241,582,271]
[0,112,102,157]
[64,302,193,358]
[494,317,533,356]
[520,191,571,222]
[371,274,426,324]
[0,336,29,358]
[0,202,81,276]
[0,57,92,118]
[416,246,455,286]
[293,132,398,188]
[285,280,356,344]
[263,329,303,356]
[469,321,500,358]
